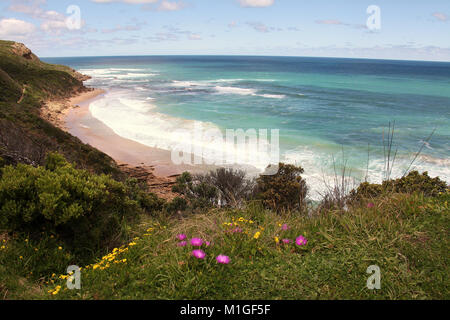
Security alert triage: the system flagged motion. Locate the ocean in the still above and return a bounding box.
[43,55,450,197]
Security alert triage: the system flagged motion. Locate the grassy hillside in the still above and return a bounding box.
[2,191,449,300]
[0,40,120,176]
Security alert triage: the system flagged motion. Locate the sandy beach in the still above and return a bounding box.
[60,88,221,179]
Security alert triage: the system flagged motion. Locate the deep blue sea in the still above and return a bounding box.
[43,56,450,196]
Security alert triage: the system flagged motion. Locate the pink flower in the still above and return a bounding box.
[295,235,308,246]
[176,234,187,241]
[216,254,231,264]
[205,241,211,247]
[281,224,289,231]
[192,249,206,259]
[232,227,243,233]
[282,239,291,244]
[177,241,187,247]
[367,202,375,208]
[190,238,203,247]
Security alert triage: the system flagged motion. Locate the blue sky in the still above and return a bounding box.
[0,0,449,60]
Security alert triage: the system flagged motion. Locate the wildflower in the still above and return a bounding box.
[274,237,280,244]
[216,254,231,264]
[367,202,375,208]
[191,249,206,259]
[19,256,23,259]
[128,242,137,246]
[295,235,308,246]
[177,241,187,247]
[58,246,62,250]
[205,241,211,247]
[177,234,187,241]
[281,224,289,231]
[282,239,291,244]
[253,231,261,239]
[232,227,243,233]
[190,238,203,247]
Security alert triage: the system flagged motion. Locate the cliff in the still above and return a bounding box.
[0,40,121,176]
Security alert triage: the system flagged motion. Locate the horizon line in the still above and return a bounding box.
[40,53,450,64]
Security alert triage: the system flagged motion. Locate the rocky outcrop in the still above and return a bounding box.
[10,42,39,62]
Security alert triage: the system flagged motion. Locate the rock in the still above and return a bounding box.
[10,42,39,61]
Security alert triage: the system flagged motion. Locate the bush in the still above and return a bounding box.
[172,172,218,210]
[0,153,143,254]
[200,168,255,208]
[164,196,188,214]
[350,170,448,201]
[124,178,165,213]
[255,163,308,212]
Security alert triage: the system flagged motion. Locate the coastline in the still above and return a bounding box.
[49,87,225,199]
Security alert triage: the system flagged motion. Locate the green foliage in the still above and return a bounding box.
[124,178,165,213]
[164,197,188,213]
[255,163,308,212]
[0,153,142,253]
[350,170,448,201]
[200,168,255,207]
[9,191,446,300]
[172,172,218,210]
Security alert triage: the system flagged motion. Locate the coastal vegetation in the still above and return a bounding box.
[0,41,448,300]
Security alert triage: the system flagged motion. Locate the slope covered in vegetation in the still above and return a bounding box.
[0,40,120,175]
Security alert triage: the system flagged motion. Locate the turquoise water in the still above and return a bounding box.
[44,56,450,196]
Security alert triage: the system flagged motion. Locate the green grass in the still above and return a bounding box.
[2,192,448,300]
[0,40,122,176]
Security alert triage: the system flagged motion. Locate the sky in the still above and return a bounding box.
[0,0,449,61]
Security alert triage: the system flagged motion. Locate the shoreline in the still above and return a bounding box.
[48,86,227,199]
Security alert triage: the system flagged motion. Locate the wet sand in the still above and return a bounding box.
[63,90,217,177]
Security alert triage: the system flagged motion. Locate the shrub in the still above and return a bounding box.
[124,178,165,213]
[172,172,218,210]
[0,153,143,254]
[255,163,308,212]
[199,168,255,208]
[164,196,188,213]
[350,170,448,201]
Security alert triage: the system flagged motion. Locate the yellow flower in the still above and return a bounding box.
[249,220,254,224]
[19,256,23,259]
[128,242,137,246]
[253,231,261,239]
[274,237,279,244]
[58,246,62,250]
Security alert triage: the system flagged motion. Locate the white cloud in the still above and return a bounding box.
[239,0,274,8]
[432,12,448,22]
[0,18,36,37]
[92,0,158,3]
[188,33,201,40]
[158,1,185,11]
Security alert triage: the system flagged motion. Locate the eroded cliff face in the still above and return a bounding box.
[10,42,40,62]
